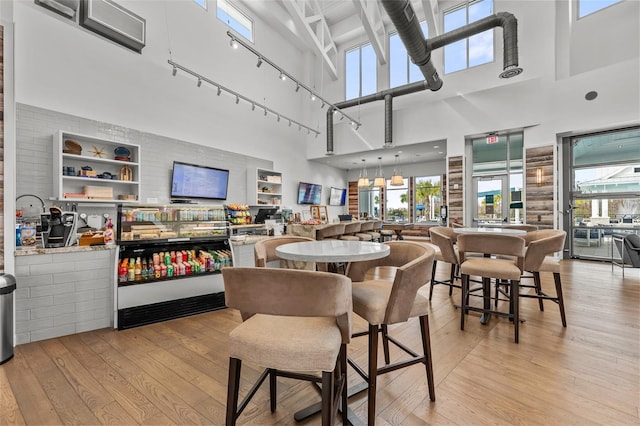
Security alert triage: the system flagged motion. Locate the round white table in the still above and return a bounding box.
[276,240,390,263]
[453,227,527,235]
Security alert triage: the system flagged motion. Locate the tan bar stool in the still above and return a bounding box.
[339,222,362,241]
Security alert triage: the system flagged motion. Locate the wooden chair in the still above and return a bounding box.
[346,241,436,424]
[223,267,352,426]
[254,235,315,270]
[458,234,525,343]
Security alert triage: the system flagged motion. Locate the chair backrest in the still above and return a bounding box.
[457,234,525,272]
[371,220,383,231]
[359,221,374,232]
[451,222,464,228]
[505,224,538,232]
[522,229,558,246]
[623,233,640,266]
[223,267,352,343]
[254,236,314,267]
[316,223,346,240]
[524,230,567,271]
[342,222,362,235]
[429,226,459,265]
[347,241,435,324]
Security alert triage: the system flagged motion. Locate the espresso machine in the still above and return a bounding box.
[41,207,78,248]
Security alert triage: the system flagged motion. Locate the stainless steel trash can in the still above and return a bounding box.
[0,274,16,364]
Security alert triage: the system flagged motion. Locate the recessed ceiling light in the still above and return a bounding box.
[433,145,439,149]
[439,152,443,154]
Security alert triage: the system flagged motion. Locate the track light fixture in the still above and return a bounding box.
[167,59,321,136]
[225,30,361,129]
[172,65,177,76]
[229,37,238,49]
[321,101,325,109]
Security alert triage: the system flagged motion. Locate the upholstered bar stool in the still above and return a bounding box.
[355,221,374,241]
[519,230,568,326]
[223,267,352,426]
[458,233,525,343]
[367,220,383,242]
[347,241,437,424]
[316,223,346,240]
[339,222,362,241]
[428,227,461,300]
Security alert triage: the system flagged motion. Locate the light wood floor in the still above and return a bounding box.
[1,260,638,425]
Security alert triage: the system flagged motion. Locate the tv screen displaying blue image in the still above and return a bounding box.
[297,182,322,205]
[329,187,347,206]
[171,161,229,200]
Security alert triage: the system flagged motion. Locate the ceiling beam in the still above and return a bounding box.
[281,0,339,80]
[351,0,387,65]
[421,0,442,36]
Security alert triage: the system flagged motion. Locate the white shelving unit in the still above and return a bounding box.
[53,131,141,204]
[247,168,282,206]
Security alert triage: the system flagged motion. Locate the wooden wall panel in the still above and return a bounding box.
[525,146,555,229]
[348,181,358,217]
[448,156,464,225]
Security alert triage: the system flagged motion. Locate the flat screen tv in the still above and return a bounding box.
[329,187,347,206]
[297,182,322,205]
[170,161,229,201]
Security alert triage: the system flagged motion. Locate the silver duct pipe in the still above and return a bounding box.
[380,0,443,90]
[427,12,522,79]
[325,0,522,154]
[384,94,393,148]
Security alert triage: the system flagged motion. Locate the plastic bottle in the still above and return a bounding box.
[16,224,22,247]
[141,258,148,280]
[119,259,128,283]
[128,258,135,281]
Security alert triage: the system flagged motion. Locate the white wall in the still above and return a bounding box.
[312,0,639,160]
[12,0,347,214]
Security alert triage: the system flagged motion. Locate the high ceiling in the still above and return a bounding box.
[236,0,440,170]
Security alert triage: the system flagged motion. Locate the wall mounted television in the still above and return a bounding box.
[329,187,347,206]
[297,182,322,205]
[170,161,229,201]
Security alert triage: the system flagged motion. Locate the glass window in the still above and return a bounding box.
[358,187,381,219]
[578,0,623,18]
[414,176,442,222]
[345,43,377,100]
[386,179,409,222]
[444,0,494,74]
[217,0,253,42]
[390,22,428,88]
[193,0,206,9]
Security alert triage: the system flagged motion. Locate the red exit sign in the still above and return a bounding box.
[486,135,499,144]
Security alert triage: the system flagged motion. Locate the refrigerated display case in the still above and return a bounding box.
[115,205,232,329]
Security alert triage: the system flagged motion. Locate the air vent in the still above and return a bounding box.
[634,167,640,173]
[80,0,145,53]
[35,0,79,19]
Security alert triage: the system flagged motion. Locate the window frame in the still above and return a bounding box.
[414,175,443,222]
[577,0,623,19]
[345,42,377,100]
[217,0,254,43]
[389,21,429,88]
[442,0,494,74]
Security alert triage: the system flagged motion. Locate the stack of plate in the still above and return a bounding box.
[114,146,131,162]
[63,139,82,155]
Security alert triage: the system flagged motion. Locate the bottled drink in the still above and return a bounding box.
[128,258,135,281]
[141,258,148,280]
[134,257,142,281]
[119,259,128,283]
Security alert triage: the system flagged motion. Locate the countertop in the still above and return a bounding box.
[15,244,118,256]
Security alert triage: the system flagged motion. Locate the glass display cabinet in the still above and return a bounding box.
[115,205,232,330]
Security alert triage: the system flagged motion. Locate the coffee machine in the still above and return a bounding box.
[41,207,78,248]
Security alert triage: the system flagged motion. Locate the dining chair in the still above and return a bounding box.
[254,235,315,270]
[223,267,352,426]
[457,233,525,343]
[356,221,375,241]
[346,241,436,424]
[367,220,383,242]
[519,230,567,326]
[428,227,461,300]
[316,223,347,240]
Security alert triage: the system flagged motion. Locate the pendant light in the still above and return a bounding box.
[390,154,404,186]
[358,159,370,187]
[373,156,386,187]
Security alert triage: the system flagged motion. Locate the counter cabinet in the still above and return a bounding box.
[115,204,232,329]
